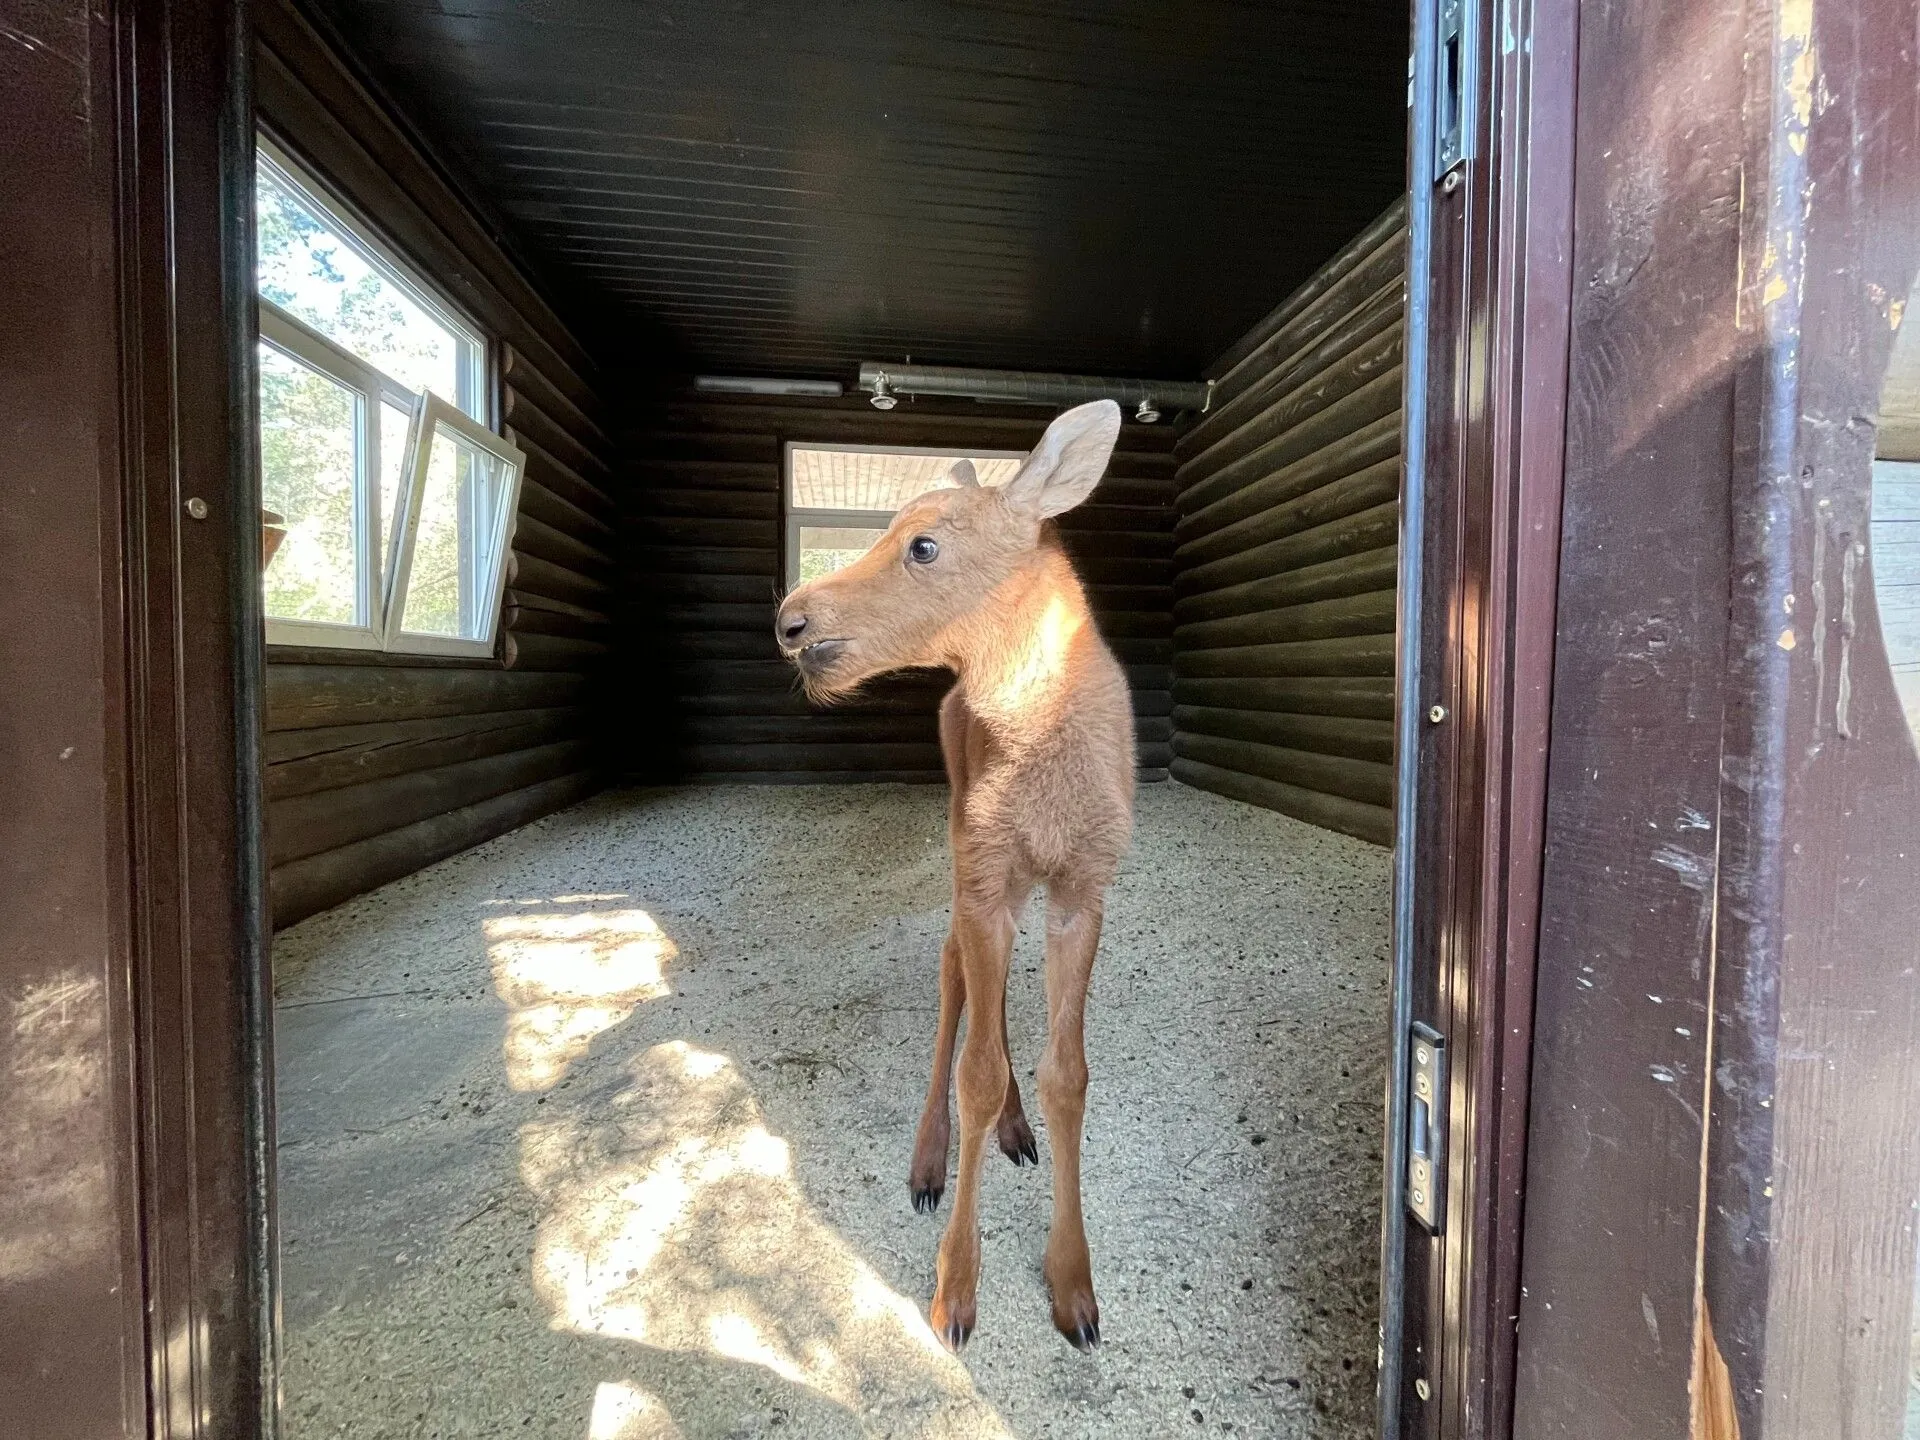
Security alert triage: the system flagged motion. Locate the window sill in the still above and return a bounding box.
[265,642,506,670]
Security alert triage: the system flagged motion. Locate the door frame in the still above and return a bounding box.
[0,0,272,1433]
[1381,0,1578,1433]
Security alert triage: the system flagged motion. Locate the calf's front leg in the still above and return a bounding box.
[928,892,1016,1350]
[1039,890,1103,1349]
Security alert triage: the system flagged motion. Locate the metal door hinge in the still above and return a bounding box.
[1406,1022,1447,1232]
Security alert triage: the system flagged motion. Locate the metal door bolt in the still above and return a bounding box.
[1415,1378,1432,1401]
[1428,704,1447,724]
[185,497,209,520]
[1441,170,1462,194]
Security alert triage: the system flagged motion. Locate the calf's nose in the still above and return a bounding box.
[779,610,809,646]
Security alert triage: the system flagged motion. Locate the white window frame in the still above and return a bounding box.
[782,442,1027,588]
[256,133,490,426]
[382,393,525,658]
[256,135,523,655]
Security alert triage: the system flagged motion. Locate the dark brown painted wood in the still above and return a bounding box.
[304,0,1408,377]
[1383,0,1577,1430]
[1,0,266,1433]
[1697,1,1920,1434]
[616,390,1178,783]
[1170,206,1404,846]
[1510,0,1744,1428]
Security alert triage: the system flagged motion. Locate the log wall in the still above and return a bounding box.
[258,0,611,926]
[1168,198,1407,845]
[614,392,1179,782]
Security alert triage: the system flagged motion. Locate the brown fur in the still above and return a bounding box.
[776,402,1135,1351]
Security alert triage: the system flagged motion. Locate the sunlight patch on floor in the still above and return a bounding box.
[521,1038,1013,1439]
[486,905,676,1091]
[587,1380,682,1439]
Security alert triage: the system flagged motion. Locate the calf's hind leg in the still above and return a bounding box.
[1039,887,1104,1349]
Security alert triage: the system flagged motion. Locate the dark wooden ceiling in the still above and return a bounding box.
[313,0,1408,380]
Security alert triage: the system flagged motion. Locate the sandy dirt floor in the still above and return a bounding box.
[273,781,1390,1439]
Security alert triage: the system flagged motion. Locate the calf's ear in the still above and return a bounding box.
[947,458,980,487]
[1003,399,1121,518]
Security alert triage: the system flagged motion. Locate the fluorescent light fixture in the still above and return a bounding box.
[694,375,845,398]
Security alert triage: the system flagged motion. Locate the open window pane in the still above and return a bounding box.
[797,524,888,581]
[395,410,521,646]
[379,397,412,563]
[259,342,363,627]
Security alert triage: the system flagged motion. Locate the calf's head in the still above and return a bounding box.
[776,399,1121,700]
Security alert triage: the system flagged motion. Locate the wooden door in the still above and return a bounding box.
[1512,0,1920,1436]
[0,0,268,1435]
[1378,0,1577,1434]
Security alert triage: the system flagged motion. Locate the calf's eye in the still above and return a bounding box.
[908,535,939,564]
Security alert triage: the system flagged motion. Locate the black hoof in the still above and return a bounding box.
[911,1185,944,1214]
[999,1118,1039,1167]
[1064,1318,1101,1351]
[940,1316,974,1351]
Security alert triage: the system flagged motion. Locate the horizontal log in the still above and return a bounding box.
[629,545,778,577]
[1210,229,1409,411]
[1175,545,1399,624]
[1173,676,1394,719]
[271,769,600,928]
[628,571,779,604]
[266,707,582,800]
[1054,554,1173,587]
[511,550,610,606]
[664,685,1175,721]
[503,603,607,639]
[1183,323,1404,491]
[504,588,609,624]
[658,600,774,633]
[1175,633,1396,679]
[1171,758,1393,847]
[625,487,779,521]
[1177,458,1401,570]
[657,630,781,662]
[513,511,612,577]
[1175,588,1396,652]
[1173,706,1394,764]
[504,344,611,451]
[1093,610,1173,640]
[1178,367,1404,517]
[1206,195,1407,381]
[1055,529,1174,561]
[268,738,593,867]
[519,474,614,544]
[1087,583,1175,612]
[266,664,586,730]
[681,713,940,746]
[512,426,615,522]
[1107,636,1174,666]
[629,514,780,549]
[1054,504,1174,535]
[627,430,780,465]
[625,458,778,492]
[504,383,611,484]
[680,741,947,773]
[503,632,613,671]
[1171,732,1393,808]
[1177,410,1402,543]
[1089,476,1178,508]
[1177,501,1401,597]
[1183,281,1402,459]
[673,768,948,786]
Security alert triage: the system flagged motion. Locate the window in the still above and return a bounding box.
[254,135,522,655]
[784,444,1026,585]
